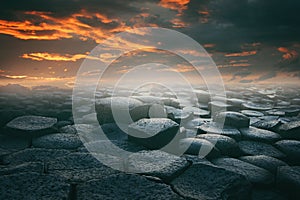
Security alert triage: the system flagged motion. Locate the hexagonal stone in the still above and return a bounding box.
[239,127,281,143]
[212,157,274,185]
[242,102,273,111]
[179,138,220,158]
[241,110,264,117]
[278,121,300,139]
[196,134,241,157]
[128,118,179,150]
[59,125,77,134]
[239,155,287,174]
[128,150,189,182]
[76,173,182,200]
[277,166,300,199]
[214,111,250,128]
[275,140,300,164]
[238,141,286,159]
[0,172,69,199]
[3,148,71,165]
[252,120,282,131]
[165,107,193,124]
[198,122,242,141]
[6,115,57,134]
[32,133,82,150]
[182,106,210,117]
[95,97,144,124]
[171,163,251,200]
[265,109,285,116]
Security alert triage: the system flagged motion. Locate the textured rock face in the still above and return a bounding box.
[179,138,220,158]
[275,140,300,164]
[278,121,300,139]
[214,111,250,128]
[277,166,300,199]
[171,163,252,200]
[212,157,274,185]
[199,122,242,140]
[239,127,281,143]
[95,97,144,124]
[0,172,69,199]
[32,133,82,149]
[128,118,180,149]
[76,173,182,200]
[6,115,57,131]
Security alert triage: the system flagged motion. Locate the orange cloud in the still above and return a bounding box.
[277,47,298,61]
[159,0,190,15]
[0,10,128,42]
[21,52,99,62]
[225,51,257,57]
[170,18,189,28]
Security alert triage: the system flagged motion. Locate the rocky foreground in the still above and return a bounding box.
[0,85,300,199]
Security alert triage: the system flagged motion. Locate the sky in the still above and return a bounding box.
[0,0,300,88]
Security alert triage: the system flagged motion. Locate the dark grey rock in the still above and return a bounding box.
[251,189,288,200]
[0,162,44,175]
[265,109,285,116]
[95,97,144,124]
[214,111,250,128]
[252,120,282,131]
[199,122,242,140]
[128,118,179,150]
[242,102,273,111]
[0,172,69,199]
[4,148,71,165]
[0,135,30,150]
[6,115,57,134]
[171,163,252,200]
[32,133,82,150]
[59,125,77,134]
[182,106,210,117]
[212,157,274,185]
[275,140,300,164]
[179,138,220,158]
[240,127,281,143]
[76,173,182,200]
[239,141,286,159]
[241,110,264,117]
[196,134,241,157]
[128,150,189,182]
[239,155,287,174]
[278,120,300,139]
[277,166,300,199]
[165,107,193,124]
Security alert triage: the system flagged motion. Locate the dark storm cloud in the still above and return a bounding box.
[255,71,277,81]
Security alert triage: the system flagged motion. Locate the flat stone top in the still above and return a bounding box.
[128,118,179,136]
[96,97,143,110]
[6,115,57,131]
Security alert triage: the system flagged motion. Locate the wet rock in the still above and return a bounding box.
[128,118,179,150]
[128,150,189,182]
[214,111,250,128]
[179,138,220,158]
[196,134,241,157]
[199,122,242,140]
[76,173,182,200]
[227,98,245,108]
[0,172,69,199]
[252,120,282,131]
[6,115,57,135]
[165,107,193,124]
[265,109,285,116]
[239,155,287,174]
[275,140,300,164]
[241,110,264,117]
[32,133,82,150]
[277,166,300,199]
[171,163,252,200]
[238,141,286,159]
[281,107,300,117]
[4,148,71,165]
[278,120,300,139]
[242,102,273,111]
[208,101,234,113]
[184,118,206,129]
[95,97,144,124]
[212,157,274,185]
[54,120,72,128]
[240,127,281,143]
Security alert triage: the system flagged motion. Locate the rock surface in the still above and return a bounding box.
[32,133,82,149]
